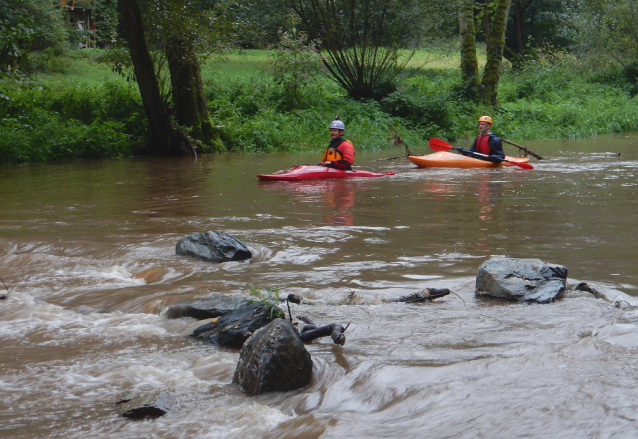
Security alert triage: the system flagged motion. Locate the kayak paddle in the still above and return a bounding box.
[428,138,534,170]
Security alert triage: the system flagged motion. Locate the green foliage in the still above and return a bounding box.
[0,80,143,164]
[93,0,119,48]
[5,46,638,165]
[572,0,638,68]
[245,287,285,320]
[494,59,638,139]
[0,0,68,74]
[269,28,323,110]
[380,69,476,140]
[204,74,404,153]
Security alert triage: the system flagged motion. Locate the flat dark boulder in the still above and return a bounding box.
[189,302,284,348]
[233,319,313,395]
[116,391,176,419]
[175,230,252,263]
[475,256,567,303]
[165,294,246,320]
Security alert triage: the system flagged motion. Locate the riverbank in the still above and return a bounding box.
[1,49,637,165]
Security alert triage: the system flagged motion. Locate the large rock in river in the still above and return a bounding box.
[475,256,567,303]
[189,302,284,348]
[175,230,252,263]
[233,318,313,395]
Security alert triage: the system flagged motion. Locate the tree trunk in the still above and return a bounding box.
[166,36,225,153]
[513,0,526,54]
[480,0,512,107]
[117,0,185,155]
[459,0,480,97]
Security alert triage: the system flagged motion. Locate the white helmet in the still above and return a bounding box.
[329,116,345,130]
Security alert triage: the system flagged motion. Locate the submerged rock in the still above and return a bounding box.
[116,391,176,419]
[189,302,284,348]
[175,230,252,263]
[475,256,567,303]
[233,318,313,395]
[133,266,167,284]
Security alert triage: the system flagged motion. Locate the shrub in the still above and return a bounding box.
[0,80,142,164]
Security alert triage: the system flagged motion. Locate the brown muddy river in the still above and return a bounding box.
[1,134,638,438]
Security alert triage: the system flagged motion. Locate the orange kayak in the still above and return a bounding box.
[408,151,530,169]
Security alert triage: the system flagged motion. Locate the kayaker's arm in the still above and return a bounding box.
[455,146,502,164]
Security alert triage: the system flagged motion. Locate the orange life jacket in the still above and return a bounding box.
[322,139,355,164]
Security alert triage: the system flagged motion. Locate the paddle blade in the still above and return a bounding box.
[510,161,534,170]
[429,138,454,151]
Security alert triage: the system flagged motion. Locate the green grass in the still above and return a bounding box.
[2,47,638,165]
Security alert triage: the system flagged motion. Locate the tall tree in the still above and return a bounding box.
[458,0,512,106]
[117,0,187,155]
[459,0,480,93]
[160,0,224,152]
[117,0,228,155]
[481,0,512,106]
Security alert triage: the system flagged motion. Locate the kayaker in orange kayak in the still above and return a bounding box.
[454,115,505,164]
[321,116,355,170]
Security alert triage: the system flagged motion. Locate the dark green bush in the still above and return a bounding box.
[0,81,142,164]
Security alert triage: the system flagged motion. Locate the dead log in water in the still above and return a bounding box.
[284,287,451,307]
[392,288,451,303]
[296,315,348,345]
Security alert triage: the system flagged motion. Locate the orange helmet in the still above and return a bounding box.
[478,115,492,125]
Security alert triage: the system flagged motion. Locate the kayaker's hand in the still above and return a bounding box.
[323,161,331,166]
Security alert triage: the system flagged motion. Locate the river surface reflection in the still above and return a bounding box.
[1,134,638,438]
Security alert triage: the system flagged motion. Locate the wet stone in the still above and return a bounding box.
[475,256,567,303]
[175,230,252,263]
[116,391,176,419]
[189,302,284,348]
[233,318,313,395]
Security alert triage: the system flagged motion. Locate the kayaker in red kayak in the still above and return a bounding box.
[321,116,355,170]
[454,115,505,164]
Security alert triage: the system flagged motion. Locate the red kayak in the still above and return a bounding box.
[257,165,395,181]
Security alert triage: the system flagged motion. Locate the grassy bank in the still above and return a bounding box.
[1,48,637,165]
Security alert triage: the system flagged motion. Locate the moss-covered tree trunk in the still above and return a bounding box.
[165,36,225,153]
[459,0,480,98]
[117,0,185,155]
[480,0,512,107]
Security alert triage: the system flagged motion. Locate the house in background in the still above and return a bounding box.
[60,0,96,48]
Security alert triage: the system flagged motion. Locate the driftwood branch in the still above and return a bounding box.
[575,282,603,299]
[284,288,454,306]
[393,288,451,303]
[0,276,9,300]
[377,125,414,161]
[502,139,544,160]
[296,314,348,345]
[299,323,348,345]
